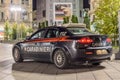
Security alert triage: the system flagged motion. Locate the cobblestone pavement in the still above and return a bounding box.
[0,43,120,80]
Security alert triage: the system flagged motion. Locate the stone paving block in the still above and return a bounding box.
[28,63,52,80]
[39,74,56,80]
[107,61,120,72]
[1,75,15,80]
[30,63,49,73]
[76,72,95,80]
[1,64,13,74]
[0,72,8,80]
[1,75,27,80]
[103,62,120,80]
[26,73,42,80]
[0,64,13,74]
[56,68,77,80]
[91,70,111,80]
[12,71,31,78]
[56,74,76,80]
[27,64,57,80]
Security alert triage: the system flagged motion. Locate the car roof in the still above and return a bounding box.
[38,26,66,30]
[39,23,86,30]
[62,23,86,28]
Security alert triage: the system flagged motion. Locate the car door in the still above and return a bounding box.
[40,28,72,61]
[22,29,47,59]
[39,28,60,61]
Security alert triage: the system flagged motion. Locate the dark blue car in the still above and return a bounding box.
[12,24,112,69]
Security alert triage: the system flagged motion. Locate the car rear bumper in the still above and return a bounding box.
[69,46,112,62]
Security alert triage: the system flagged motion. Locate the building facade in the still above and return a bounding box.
[0,0,33,29]
[36,0,84,26]
[89,0,99,22]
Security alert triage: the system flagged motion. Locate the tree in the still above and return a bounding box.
[71,15,78,23]
[63,15,78,24]
[20,23,28,39]
[4,21,11,40]
[27,26,33,34]
[84,10,90,29]
[93,0,120,46]
[12,23,17,40]
[46,20,48,27]
[63,16,70,24]
[42,22,46,28]
[38,22,42,29]
[38,21,49,29]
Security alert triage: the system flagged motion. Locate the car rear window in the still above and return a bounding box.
[67,27,92,35]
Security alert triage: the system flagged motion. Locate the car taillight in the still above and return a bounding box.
[78,37,93,44]
[106,38,111,43]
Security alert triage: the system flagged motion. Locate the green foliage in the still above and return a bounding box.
[42,22,45,28]
[83,10,90,29]
[20,23,28,39]
[12,23,17,40]
[4,22,34,40]
[46,20,48,26]
[63,16,70,24]
[4,21,11,40]
[71,15,78,23]
[75,16,79,23]
[63,15,78,24]
[94,0,119,34]
[38,21,49,29]
[38,23,42,29]
[27,26,33,34]
[93,0,120,46]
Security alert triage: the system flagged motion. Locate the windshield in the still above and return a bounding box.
[67,27,92,35]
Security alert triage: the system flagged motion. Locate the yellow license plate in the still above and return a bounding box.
[96,50,108,55]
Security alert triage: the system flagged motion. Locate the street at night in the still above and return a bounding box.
[0,43,120,80]
[0,0,120,80]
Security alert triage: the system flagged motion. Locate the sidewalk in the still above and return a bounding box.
[110,48,119,60]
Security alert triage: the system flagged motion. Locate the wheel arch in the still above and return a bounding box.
[12,44,23,62]
[50,46,71,63]
[12,45,21,54]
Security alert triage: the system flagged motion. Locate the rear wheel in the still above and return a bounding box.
[53,49,68,69]
[13,47,23,62]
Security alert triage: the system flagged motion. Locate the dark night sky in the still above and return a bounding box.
[33,0,36,10]
[33,0,90,10]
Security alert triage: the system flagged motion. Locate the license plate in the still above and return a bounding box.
[96,50,108,55]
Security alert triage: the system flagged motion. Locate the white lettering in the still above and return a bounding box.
[24,46,51,53]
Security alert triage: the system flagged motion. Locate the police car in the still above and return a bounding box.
[12,23,112,69]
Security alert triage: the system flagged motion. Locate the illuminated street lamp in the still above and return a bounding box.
[10,5,24,21]
[10,6,22,11]
[10,5,24,40]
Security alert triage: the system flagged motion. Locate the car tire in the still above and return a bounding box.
[53,49,68,69]
[13,47,23,62]
[92,62,101,66]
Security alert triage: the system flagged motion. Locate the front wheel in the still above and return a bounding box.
[13,47,23,62]
[53,49,69,69]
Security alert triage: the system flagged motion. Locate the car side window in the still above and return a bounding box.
[59,28,70,37]
[45,29,59,38]
[30,30,45,39]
